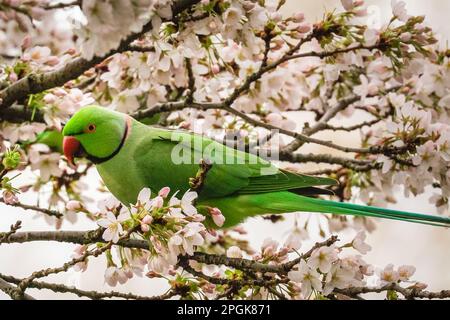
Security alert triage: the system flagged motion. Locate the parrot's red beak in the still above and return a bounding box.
[63,136,80,169]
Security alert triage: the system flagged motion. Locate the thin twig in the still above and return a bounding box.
[16,228,136,296]
[41,0,82,10]
[334,284,450,300]
[0,221,22,244]
[0,199,64,218]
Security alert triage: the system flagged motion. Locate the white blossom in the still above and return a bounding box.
[352,231,372,254]
[288,260,323,298]
[308,246,339,274]
[104,266,129,287]
[97,211,130,243]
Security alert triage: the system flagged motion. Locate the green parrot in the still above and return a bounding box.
[62,105,450,228]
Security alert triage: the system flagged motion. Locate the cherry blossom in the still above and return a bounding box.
[288,260,323,298]
[226,246,243,259]
[104,266,129,287]
[392,0,409,22]
[352,231,372,255]
[169,190,198,216]
[308,246,339,274]
[284,220,307,250]
[66,200,82,212]
[30,152,63,182]
[209,207,225,227]
[378,264,400,285]
[323,264,356,295]
[2,190,18,205]
[169,222,206,256]
[398,265,416,281]
[71,245,88,272]
[97,211,130,243]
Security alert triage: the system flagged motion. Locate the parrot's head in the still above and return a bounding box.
[62,105,129,167]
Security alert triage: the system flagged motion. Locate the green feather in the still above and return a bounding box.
[201,192,450,228]
[36,130,63,152]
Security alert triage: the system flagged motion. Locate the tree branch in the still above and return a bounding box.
[5,230,450,300]
[41,1,82,10]
[5,230,337,275]
[324,118,383,132]
[0,221,22,244]
[334,284,450,300]
[0,278,35,300]
[0,273,176,300]
[15,228,136,296]
[280,153,375,170]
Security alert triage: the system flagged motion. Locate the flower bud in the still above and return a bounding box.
[158,187,170,198]
[2,190,18,205]
[2,148,21,170]
[151,196,164,209]
[292,13,305,23]
[141,223,150,233]
[211,64,220,74]
[142,215,153,225]
[45,56,60,66]
[297,23,312,34]
[209,207,225,227]
[66,200,82,212]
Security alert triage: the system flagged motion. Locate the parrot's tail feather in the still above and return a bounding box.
[296,196,450,228]
[200,192,450,228]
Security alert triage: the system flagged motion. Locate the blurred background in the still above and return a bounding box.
[1,0,450,299]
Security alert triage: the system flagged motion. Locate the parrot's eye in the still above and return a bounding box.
[85,124,96,133]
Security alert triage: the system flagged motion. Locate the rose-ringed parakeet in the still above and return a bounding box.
[62,106,450,228]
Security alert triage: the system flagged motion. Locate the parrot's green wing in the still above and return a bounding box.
[238,170,337,195]
[134,128,336,198]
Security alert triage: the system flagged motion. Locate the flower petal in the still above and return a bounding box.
[137,187,151,203]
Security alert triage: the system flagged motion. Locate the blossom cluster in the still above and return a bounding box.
[76,0,174,60]
[87,187,224,286]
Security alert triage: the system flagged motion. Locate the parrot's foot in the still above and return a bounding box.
[189,159,213,193]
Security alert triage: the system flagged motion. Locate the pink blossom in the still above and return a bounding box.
[261,238,279,257]
[398,265,416,281]
[308,246,339,274]
[378,264,400,285]
[288,260,322,298]
[151,196,164,210]
[104,266,129,287]
[97,211,130,243]
[2,190,18,205]
[392,0,409,22]
[226,246,243,259]
[352,231,372,254]
[66,200,82,212]
[158,187,171,198]
[71,245,88,272]
[209,207,225,227]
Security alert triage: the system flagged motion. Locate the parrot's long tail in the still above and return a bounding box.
[200,192,450,228]
[295,195,450,228]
